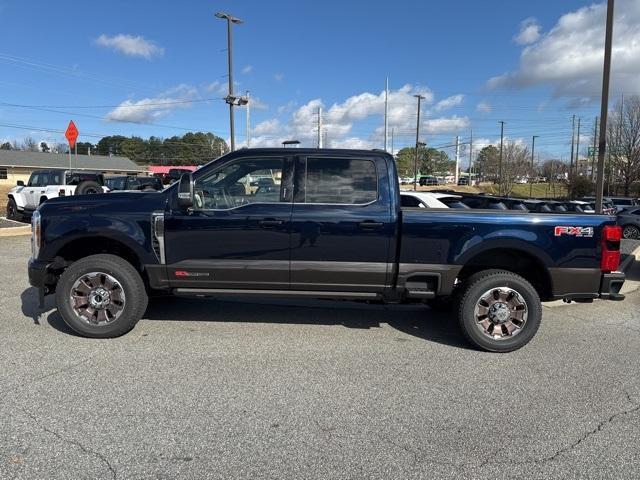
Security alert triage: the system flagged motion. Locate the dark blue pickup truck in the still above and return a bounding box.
[28,148,625,352]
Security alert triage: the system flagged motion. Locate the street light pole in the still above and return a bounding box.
[529,135,539,198]
[414,94,425,191]
[498,121,505,195]
[595,0,615,214]
[215,12,243,152]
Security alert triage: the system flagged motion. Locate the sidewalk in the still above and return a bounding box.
[0,217,31,237]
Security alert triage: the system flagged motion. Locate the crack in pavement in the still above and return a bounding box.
[0,356,93,402]
[19,407,117,480]
[482,390,640,468]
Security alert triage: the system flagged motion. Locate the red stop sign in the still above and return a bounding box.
[65,120,79,149]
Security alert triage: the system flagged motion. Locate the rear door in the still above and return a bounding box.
[289,155,394,293]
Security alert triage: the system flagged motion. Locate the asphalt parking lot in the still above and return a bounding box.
[1,235,639,480]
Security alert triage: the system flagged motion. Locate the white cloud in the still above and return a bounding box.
[433,94,464,112]
[248,85,467,149]
[204,81,227,95]
[329,137,376,149]
[253,119,281,136]
[242,65,253,74]
[514,17,541,45]
[274,73,284,82]
[95,34,164,59]
[488,0,640,99]
[422,116,470,134]
[476,101,491,113]
[105,84,196,123]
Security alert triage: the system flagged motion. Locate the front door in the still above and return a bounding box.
[164,155,293,290]
[289,155,395,293]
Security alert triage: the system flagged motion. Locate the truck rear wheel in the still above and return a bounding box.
[55,254,147,338]
[457,269,541,352]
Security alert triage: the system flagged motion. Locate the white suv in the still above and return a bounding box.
[6,169,107,221]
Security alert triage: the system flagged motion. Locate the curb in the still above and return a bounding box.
[0,225,31,237]
[619,246,640,273]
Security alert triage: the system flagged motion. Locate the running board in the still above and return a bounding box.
[173,288,381,301]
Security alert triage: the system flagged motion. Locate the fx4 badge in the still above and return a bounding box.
[554,226,594,237]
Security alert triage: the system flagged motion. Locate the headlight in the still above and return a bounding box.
[31,210,41,259]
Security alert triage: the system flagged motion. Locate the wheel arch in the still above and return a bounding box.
[458,247,552,301]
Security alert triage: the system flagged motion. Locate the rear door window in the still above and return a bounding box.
[301,158,377,205]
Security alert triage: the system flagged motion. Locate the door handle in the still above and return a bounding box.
[358,221,384,229]
[258,218,284,228]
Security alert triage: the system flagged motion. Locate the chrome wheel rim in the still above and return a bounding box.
[69,272,126,325]
[473,287,528,340]
[623,226,639,239]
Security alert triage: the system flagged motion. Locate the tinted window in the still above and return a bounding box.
[106,177,126,190]
[195,158,284,209]
[303,158,377,204]
[446,201,470,209]
[401,195,424,208]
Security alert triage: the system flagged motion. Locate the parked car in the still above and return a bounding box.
[105,176,164,192]
[6,169,106,221]
[616,207,640,239]
[562,200,596,214]
[28,148,625,352]
[457,177,470,186]
[400,191,466,209]
[609,196,639,213]
[459,194,509,210]
[523,200,556,213]
[419,175,439,186]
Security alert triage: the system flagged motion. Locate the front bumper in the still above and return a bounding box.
[599,271,625,301]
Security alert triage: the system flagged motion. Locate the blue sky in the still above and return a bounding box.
[1,0,638,161]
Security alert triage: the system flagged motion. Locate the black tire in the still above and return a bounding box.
[622,225,640,240]
[457,269,541,353]
[6,197,22,221]
[55,254,147,338]
[75,180,102,195]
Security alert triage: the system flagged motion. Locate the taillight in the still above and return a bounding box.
[601,225,621,272]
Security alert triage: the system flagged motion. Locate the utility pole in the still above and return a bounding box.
[413,94,426,191]
[391,127,395,156]
[454,136,460,185]
[591,116,598,181]
[245,90,251,148]
[383,77,389,152]
[317,107,323,148]
[468,129,473,185]
[498,121,505,196]
[215,12,243,152]
[529,135,539,198]
[575,117,581,176]
[569,114,576,180]
[595,0,614,213]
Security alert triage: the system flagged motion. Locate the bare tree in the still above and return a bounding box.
[22,136,39,152]
[607,95,640,196]
[499,141,530,196]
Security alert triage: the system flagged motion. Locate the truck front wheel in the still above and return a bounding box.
[457,269,541,352]
[55,254,148,338]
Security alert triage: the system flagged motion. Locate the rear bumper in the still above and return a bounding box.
[598,271,625,301]
[549,268,625,301]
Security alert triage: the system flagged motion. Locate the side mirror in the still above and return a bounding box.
[177,172,194,209]
[17,180,24,187]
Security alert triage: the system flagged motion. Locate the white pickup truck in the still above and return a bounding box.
[6,169,107,221]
